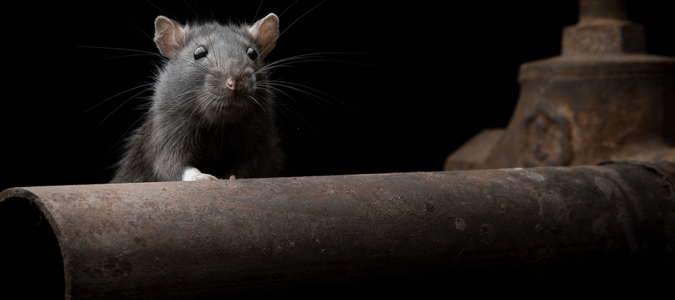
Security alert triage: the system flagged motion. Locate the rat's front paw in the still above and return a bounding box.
[195,173,219,181]
[182,167,218,181]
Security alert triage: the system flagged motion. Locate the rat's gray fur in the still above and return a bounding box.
[111,14,284,182]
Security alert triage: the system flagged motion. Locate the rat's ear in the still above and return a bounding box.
[154,16,187,58]
[248,13,279,58]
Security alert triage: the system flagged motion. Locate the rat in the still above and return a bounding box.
[110,13,285,182]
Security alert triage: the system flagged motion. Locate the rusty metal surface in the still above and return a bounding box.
[443,128,505,171]
[1,161,674,298]
[445,0,675,171]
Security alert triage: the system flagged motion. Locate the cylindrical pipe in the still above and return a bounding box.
[1,161,674,299]
[579,0,627,23]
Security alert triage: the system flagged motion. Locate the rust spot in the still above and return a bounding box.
[424,201,435,213]
[537,193,571,232]
[455,217,466,231]
[476,174,490,182]
[523,108,572,167]
[480,223,495,245]
[500,203,513,216]
[593,218,608,239]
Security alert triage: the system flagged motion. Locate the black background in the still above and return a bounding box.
[2,0,674,190]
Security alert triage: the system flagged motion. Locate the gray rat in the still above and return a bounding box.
[111,13,284,182]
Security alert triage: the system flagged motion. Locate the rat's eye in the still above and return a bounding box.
[194,46,208,60]
[246,47,258,61]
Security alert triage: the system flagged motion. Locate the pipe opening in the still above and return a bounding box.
[0,197,65,299]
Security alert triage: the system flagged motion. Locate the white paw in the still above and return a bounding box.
[195,173,219,181]
[182,167,218,181]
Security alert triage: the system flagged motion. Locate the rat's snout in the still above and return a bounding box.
[226,77,243,91]
[207,58,255,95]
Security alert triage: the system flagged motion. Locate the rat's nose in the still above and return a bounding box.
[226,77,243,91]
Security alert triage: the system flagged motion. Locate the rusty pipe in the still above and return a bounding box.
[1,161,674,299]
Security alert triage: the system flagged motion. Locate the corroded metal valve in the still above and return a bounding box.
[445,0,675,171]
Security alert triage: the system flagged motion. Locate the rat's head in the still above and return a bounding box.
[152,13,279,124]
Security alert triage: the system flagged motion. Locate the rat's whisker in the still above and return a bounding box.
[85,83,154,114]
[96,86,154,127]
